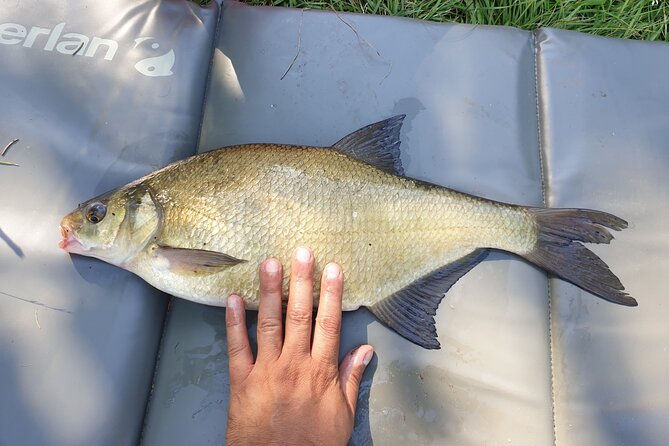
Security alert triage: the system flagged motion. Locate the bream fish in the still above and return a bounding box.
[59,116,636,349]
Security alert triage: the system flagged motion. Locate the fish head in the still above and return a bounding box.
[59,183,160,266]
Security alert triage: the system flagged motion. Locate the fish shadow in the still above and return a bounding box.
[67,254,137,290]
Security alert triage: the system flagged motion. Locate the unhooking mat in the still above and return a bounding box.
[0,1,218,444]
[1,1,668,445]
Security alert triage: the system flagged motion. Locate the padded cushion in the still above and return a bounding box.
[0,1,218,445]
[142,3,554,445]
[537,28,669,444]
[4,1,666,445]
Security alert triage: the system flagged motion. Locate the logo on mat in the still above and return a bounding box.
[133,37,175,77]
[0,22,175,78]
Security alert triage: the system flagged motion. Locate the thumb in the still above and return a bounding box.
[339,345,374,411]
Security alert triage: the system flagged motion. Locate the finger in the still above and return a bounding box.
[256,258,284,361]
[311,263,344,365]
[283,246,315,356]
[226,295,253,387]
[339,345,374,412]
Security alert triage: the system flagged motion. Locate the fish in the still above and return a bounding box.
[59,116,636,349]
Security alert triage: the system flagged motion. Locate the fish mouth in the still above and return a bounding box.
[58,223,88,254]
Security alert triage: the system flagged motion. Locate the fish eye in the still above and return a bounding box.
[85,202,107,224]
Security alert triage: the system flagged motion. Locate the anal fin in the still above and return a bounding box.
[369,249,489,349]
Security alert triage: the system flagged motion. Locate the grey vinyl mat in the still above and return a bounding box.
[1,1,667,445]
[0,1,219,445]
[536,29,669,445]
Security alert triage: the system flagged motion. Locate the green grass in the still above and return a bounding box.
[243,0,669,41]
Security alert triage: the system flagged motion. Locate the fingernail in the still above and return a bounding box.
[295,246,311,263]
[325,263,340,280]
[228,294,241,310]
[264,258,280,273]
[362,348,374,366]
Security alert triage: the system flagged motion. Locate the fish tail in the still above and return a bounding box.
[523,208,637,306]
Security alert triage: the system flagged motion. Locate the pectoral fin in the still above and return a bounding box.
[369,249,489,349]
[153,245,247,274]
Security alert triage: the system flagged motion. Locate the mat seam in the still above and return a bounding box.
[193,1,225,155]
[137,298,174,445]
[137,2,224,443]
[532,28,558,446]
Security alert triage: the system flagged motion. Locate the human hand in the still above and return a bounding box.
[225,247,374,445]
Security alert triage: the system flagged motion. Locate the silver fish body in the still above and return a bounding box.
[60,116,635,348]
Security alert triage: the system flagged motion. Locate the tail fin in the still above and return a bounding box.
[523,208,637,306]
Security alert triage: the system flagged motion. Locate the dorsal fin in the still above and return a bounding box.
[368,249,489,349]
[333,115,405,175]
